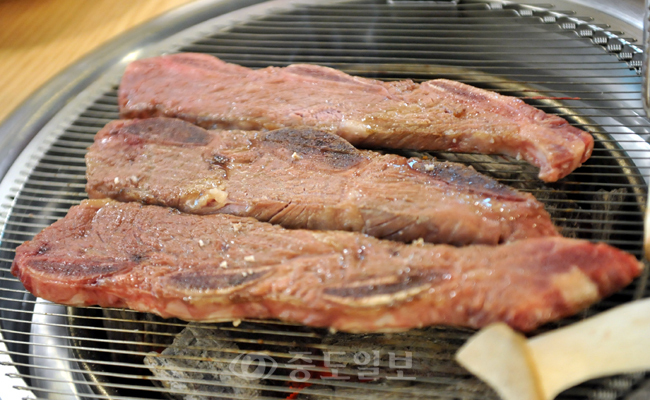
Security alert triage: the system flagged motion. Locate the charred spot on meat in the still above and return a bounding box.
[408,159,524,201]
[262,127,365,170]
[120,117,212,146]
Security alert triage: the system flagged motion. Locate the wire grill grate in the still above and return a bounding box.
[0,0,649,399]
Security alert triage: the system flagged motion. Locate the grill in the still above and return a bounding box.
[0,0,649,399]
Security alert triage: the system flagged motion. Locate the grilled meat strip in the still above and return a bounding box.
[12,200,641,332]
[86,118,558,246]
[119,53,594,182]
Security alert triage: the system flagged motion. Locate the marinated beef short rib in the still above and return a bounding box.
[12,200,641,332]
[119,53,594,182]
[86,118,559,246]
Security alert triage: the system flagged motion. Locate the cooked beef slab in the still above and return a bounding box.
[12,200,641,332]
[118,53,594,182]
[86,118,558,246]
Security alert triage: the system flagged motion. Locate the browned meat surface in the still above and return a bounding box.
[118,53,594,182]
[12,200,641,332]
[86,118,558,246]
